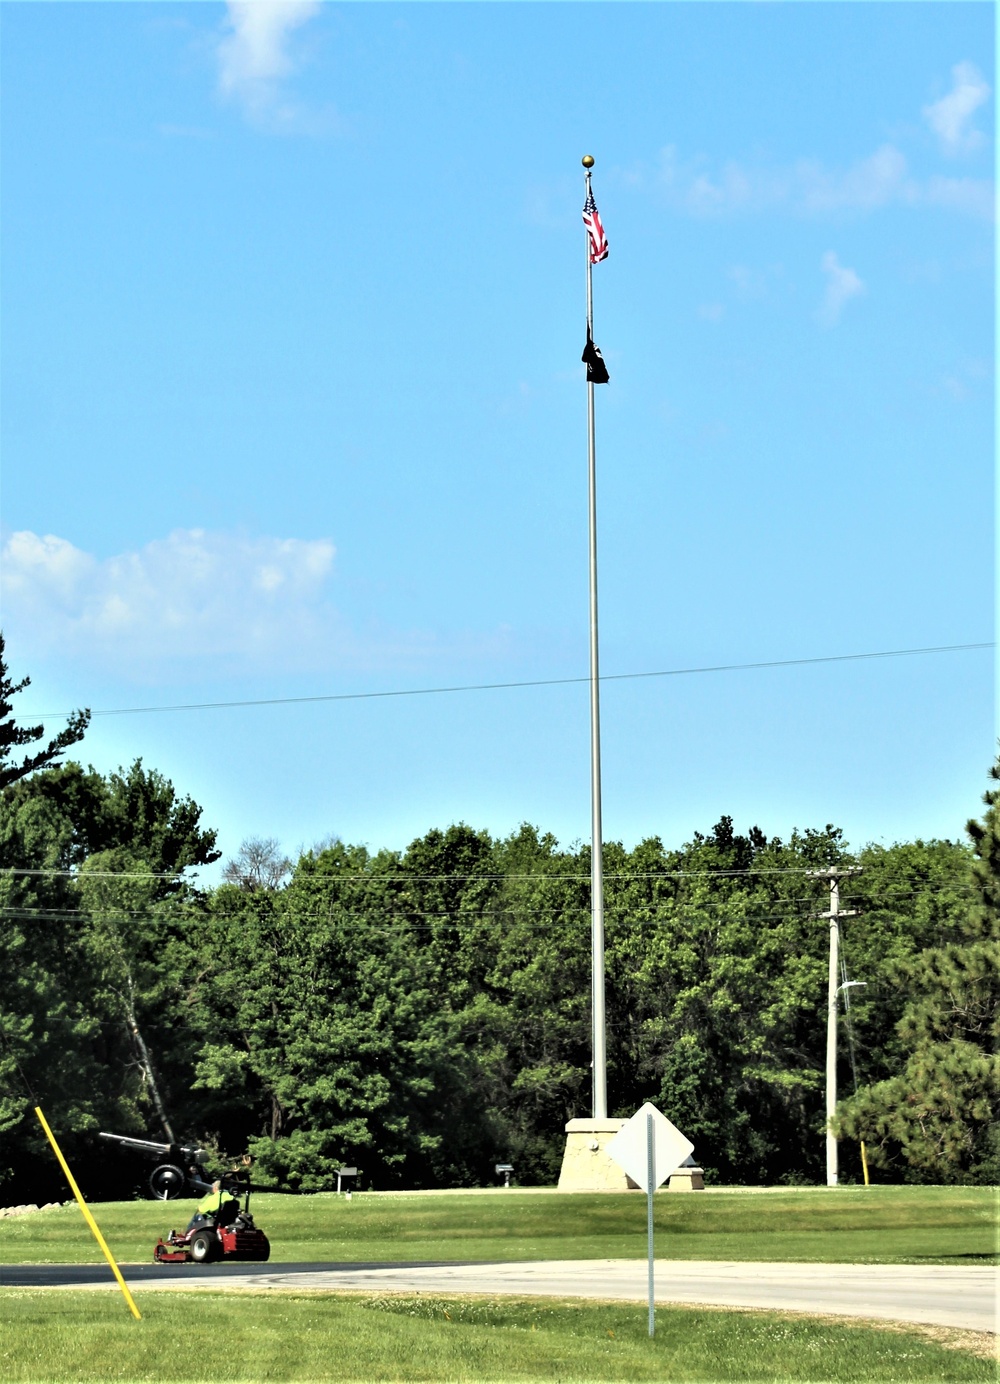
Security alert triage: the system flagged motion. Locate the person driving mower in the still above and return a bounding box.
[185,1180,238,1232]
[155,1165,269,1263]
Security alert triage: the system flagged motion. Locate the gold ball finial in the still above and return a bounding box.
[582,155,595,168]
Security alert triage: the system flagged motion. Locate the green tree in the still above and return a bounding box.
[0,635,89,789]
[0,760,218,1199]
[605,819,848,1185]
[2,760,219,882]
[193,829,501,1189]
[453,824,592,1182]
[835,760,999,1182]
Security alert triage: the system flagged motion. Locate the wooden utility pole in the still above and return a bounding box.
[808,866,861,1186]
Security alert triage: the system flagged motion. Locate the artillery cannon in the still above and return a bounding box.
[98,1131,232,1201]
[101,1130,267,1261]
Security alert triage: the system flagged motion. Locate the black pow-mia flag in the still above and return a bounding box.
[582,328,610,384]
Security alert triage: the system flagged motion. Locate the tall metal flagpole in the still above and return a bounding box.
[582,154,607,1121]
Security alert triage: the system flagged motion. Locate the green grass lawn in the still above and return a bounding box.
[1,1289,992,1383]
[1,1186,994,1266]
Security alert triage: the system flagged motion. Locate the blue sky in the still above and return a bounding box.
[2,2,994,874]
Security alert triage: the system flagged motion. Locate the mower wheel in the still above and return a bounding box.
[189,1230,219,1264]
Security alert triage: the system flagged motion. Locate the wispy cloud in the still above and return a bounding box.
[647,140,992,220]
[728,264,775,301]
[1,529,511,678]
[923,62,991,156]
[795,144,911,213]
[938,357,990,402]
[921,174,994,218]
[216,1,326,130]
[3,529,334,668]
[818,252,864,327]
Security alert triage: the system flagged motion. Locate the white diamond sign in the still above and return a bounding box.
[606,1102,694,1193]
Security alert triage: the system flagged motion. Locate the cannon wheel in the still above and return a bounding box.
[149,1163,186,1200]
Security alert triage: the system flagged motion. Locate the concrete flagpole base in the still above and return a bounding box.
[557,1118,636,1191]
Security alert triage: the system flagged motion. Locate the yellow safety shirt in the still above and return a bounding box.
[197,1187,237,1215]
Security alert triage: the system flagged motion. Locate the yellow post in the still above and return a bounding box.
[34,1106,141,1320]
[860,1139,870,1187]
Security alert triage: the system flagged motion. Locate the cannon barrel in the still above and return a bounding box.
[99,1132,204,1159]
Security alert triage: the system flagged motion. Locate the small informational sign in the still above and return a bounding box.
[606,1103,693,1192]
[334,1167,358,1195]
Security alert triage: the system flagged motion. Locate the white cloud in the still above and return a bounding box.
[728,264,770,301]
[923,174,995,219]
[938,357,990,402]
[217,1,321,123]
[923,62,991,155]
[2,528,336,669]
[818,252,864,327]
[1,528,513,679]
[796,144,913,213]
[629,68,993,220]
[646,140,991,221]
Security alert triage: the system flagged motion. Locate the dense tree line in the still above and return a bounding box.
[1,648,996,1200]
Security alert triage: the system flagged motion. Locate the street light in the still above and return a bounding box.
[837,978,870,1187]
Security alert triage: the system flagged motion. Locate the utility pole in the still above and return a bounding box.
[807,866,861,1186]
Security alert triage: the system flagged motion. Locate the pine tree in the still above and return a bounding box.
[835,756,1000,1182]
[0,635,90,789]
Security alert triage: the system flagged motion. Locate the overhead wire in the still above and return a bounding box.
[0,861,978,882]
[24,639,992,721]
[0,878,975,928]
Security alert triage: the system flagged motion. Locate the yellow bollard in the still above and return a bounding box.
[860,1139,870,1187]
[34,1106,141,1320]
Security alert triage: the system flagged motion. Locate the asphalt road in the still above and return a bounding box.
[3,1259,995,1334]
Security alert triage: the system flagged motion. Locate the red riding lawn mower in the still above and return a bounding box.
[154,1166,270,1265]
[97,1127,271,1265]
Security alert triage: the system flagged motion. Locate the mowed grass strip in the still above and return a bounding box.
[1,1289,993,1383]
[1,1186,994,1266]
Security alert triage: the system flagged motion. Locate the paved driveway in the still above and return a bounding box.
[5,1259,995,1334]
[238,1259,998,1334]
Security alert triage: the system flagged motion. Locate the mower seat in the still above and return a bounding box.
[215,1198,240,1228]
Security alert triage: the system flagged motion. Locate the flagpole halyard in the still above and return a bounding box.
[583,155,607,1122]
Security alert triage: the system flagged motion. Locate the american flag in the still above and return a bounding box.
[583,185,609,264]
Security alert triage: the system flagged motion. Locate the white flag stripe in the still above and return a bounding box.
[583,185,609,264]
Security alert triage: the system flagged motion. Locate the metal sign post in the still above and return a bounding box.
[646,1110,655,1336]
[607,1102,694,1340]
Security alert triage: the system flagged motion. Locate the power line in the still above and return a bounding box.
[0,861,975,883]
[0,908,862,930]
[26,640,992,721]
[0,869,968,891]
[0,880,973,926]
[1,868,189,880]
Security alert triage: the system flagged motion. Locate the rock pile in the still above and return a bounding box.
[0,1202,64,1218]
